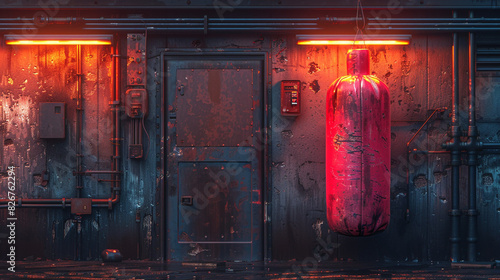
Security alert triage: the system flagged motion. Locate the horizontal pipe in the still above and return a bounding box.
[83,27,321,32]
[6,16,500,32]
[409,150,449,154]
[375,18,500,22]
[412,149,500,154]
[368,22,500,26]
[0,196,119,208]
[0,204,65,208]
[85,22,318,26]
[89,17,321,22]
[74,170,122,175]
[0,25,495,33]
[481,142,500,149]
[367,27,500,31]
[5,16,500,23]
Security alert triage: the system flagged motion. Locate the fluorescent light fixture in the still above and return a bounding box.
[5,34,113,45]
[296,34,411,46]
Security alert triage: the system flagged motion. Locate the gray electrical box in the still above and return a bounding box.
[39,102,65,139]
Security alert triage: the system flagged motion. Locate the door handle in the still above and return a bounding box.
[181,196,193,206]
[177,84,185,96]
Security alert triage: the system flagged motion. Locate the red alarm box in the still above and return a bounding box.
[281,80,301,116]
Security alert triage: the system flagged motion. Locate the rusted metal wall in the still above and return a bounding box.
[0,41,162,260]
[0,31,499,262]
[0,44,108,259]
[270,34,499,262]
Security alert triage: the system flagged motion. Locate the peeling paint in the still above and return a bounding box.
[312,218,323,239]
[281,130,293,139]
[63,219,73,238]
[143,214,153,246]
[92,220,99,231]
[52,221,56,243]
[308,62,320,74]
[433,171,445,184]
[188,243,209,256]
[413,174,428,188]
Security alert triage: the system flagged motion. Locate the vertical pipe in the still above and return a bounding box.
[110,40,118,203]
[75,44,84,261]
[75,216,82,261]
[76,44,83,198]
[138,119,143,148]
[450,11,461,263]
[467,10,478,263]
[114,36,121,202]
[109,36,121,204]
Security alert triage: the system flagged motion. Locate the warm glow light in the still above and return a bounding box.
[296,35,411,46]
[4,34,113,46]
[297,40,409,45]
[7,40,112,45]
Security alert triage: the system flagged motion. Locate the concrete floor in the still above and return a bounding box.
[0,260,499,279]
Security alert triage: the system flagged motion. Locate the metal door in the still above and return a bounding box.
[166,57,263,261]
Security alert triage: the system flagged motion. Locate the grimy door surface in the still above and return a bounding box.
[166,57,263,261]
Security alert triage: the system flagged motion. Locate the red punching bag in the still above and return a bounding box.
[326,49,391,236]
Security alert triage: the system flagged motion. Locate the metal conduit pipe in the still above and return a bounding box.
[3,5,500,9]
[449,11,461,263]
[1,16,500,23]
[480,142,500,149]
[0,197,120,208]
[112,35,122,206]
[439,11,500,263]
[7,16,500,32]
[5,16,500,33]
[76,44,83,198]
[0,16,352,23]
[366,27,500,32]
[466,11,478,262]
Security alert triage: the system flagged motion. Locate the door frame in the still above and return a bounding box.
[159,49,272,261]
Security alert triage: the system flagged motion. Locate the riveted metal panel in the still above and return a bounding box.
[178,162,252,243]
[39,102,65,139]
[176,68,254,147]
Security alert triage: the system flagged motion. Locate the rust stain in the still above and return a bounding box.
[143,214,153,246]
[308,62,320,74]
[52,221,56,243]
[433,171,445,184]
[413,174,428,188]
[187,243,209,256]
[208,69,221,104]
[281,130,293,139]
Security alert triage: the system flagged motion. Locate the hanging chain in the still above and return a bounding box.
[355,0,367,49]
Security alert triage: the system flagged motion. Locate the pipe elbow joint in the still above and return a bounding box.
[468,126,478,138]
[443,139,460,150]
